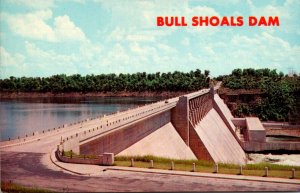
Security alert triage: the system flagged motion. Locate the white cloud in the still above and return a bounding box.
[126,34,155,42]
[100,43,131,73]
[129,42,156,56]
[97,0,220,29]
[0,47,25,67]
[193,0,241,5]
[108,27,168,43]
[101,1,221,46]
[23,42,80,76]
[1,0,299,78]
[202,46,215,56]
[0,47,25,77]
[96,41,182,74]
[69,0,86,4]
[157,43,177,54]
[108,27,126,42]
[177,30,300,76]
[1,39,104,77]
[247,0,290,19]
[54,15,87,41]
[2,10,87,42]
[247,0,300,34]
[226,32,300,74]
[187,5,220,17]
[2,10,56,42]
[79,41,102,61]
[25,41,78,65]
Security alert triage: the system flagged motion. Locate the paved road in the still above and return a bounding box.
[1,151,300,192]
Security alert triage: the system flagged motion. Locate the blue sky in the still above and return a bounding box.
[0,0,299,78]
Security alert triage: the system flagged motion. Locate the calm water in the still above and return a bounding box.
[0,97,163,141]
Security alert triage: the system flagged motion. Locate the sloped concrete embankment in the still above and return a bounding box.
[79,110,172,156]
[188,93,247,165]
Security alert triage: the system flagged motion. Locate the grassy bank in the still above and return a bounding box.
[61,152,299,179]
[1,181,56,193]
[62,150,98,159]
[115,155,300,179]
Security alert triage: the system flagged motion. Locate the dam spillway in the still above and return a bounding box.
[59,84,247,165]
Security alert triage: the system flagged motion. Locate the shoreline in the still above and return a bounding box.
[0,91,188,99]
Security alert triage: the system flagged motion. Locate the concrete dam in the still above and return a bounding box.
[51,83,300,165]
[2,83,299,166]
[1,84,300,192]
[59,84,249,165]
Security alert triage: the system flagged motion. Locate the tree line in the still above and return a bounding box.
[0,69,210,93]
[217,68,299,122]
[216,68,299,91]
[1,68,298,122]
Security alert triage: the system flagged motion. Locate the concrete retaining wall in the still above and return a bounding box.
[262,122,300,129]
[231,118,246,128]
[242,141,266,152]
[79,110,171,155]
[243,141,300,152]
[55,150,114,165]
[55,150,103,165]
[266,142,300,151]
[62,134,80,154]
[266,128,300,137]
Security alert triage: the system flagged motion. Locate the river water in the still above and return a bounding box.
[0,97,163,141]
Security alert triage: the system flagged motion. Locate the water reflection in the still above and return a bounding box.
[0,96,163,141]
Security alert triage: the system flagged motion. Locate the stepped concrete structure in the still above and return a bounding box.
[57,83,248,165]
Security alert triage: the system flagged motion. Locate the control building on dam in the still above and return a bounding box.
[58,83,299,165]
